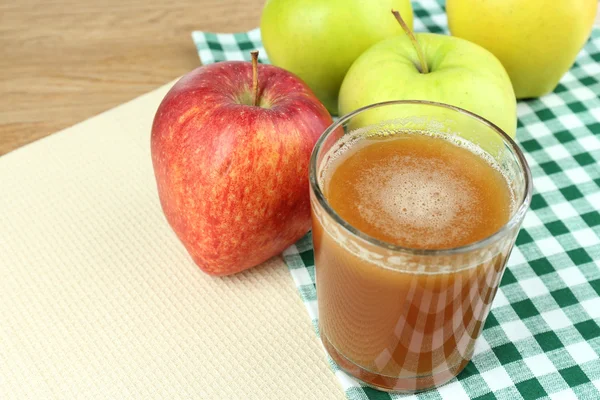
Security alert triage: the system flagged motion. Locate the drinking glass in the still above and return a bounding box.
[309,101,532,392]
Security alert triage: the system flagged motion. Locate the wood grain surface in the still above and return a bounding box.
[1,1,599,156]
[0,0,264,155]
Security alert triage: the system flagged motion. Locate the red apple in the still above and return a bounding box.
[151,52,332,276]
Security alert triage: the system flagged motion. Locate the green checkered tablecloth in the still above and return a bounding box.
[192,1,600,398]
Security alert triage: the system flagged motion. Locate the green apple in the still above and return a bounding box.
[260,0,413,115]
[447,0,598,99]
[338,12,517,138]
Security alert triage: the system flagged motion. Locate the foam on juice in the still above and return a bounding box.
[321,132,514,250]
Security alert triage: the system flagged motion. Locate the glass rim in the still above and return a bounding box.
[309,100,533,256]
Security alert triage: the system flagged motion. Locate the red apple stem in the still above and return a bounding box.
[250,50,259,107]
[391,9,429,74]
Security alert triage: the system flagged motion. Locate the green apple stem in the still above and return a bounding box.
[391,9,429,74]
[251,50,259,107]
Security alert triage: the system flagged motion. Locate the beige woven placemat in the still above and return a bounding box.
[0,81,344,400]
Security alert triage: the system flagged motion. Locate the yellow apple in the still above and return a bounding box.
[447,0,598,99]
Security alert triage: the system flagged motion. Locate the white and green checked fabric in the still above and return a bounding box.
[193,1,600,398]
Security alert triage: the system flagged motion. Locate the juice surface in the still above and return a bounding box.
[313,132,515,391]
[323,133,512,249]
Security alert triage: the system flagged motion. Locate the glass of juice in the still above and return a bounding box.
[309,100,532,392]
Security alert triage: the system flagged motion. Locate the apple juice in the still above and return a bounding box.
[312,131,515,391]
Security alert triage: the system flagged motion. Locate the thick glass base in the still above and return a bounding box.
[322,334,471,393]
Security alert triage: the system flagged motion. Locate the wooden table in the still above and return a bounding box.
[0,0,264,156]
[1,2,599,156]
